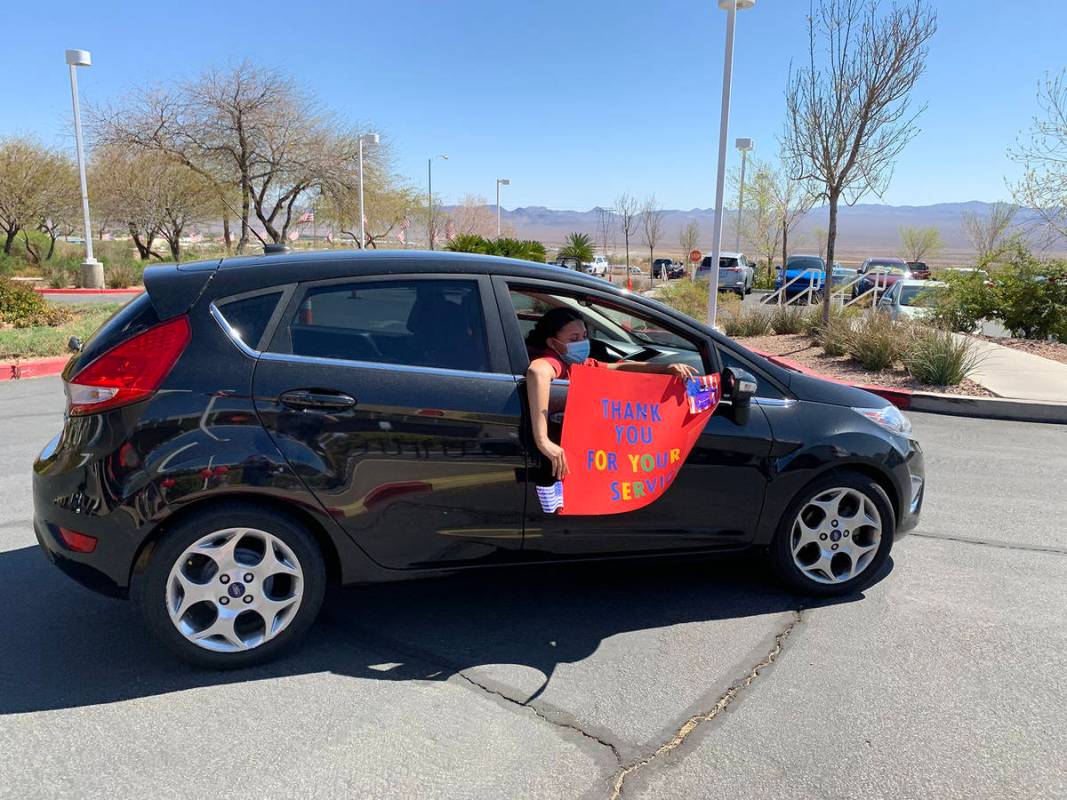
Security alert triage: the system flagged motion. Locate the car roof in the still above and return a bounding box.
[898,279,945,288]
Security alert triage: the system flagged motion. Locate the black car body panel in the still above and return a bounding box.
[33,250,924,598]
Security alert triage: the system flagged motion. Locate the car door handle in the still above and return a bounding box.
[279,390,357,411]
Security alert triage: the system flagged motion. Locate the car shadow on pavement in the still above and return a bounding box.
[0,545,893,714]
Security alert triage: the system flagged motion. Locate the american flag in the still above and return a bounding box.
[536,481,564,514]
[298,210,315,224]
[287,229,300,241]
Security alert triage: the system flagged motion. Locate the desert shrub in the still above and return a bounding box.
[656,280,740,323]
[105,262,139,289]
[0,278,70,327]
[816,315,853,356]
[42,254,81,288]
[988,250,1067,340]
[903,326,982,386]
[0,252,19,277]
[769,305,807,335]
[846,312,904,371]
[722,306,772,337]
[752,267,777,290]
[929,270,995,332]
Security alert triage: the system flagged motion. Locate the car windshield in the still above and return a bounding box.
[899,285,941,306]
[867,260,905,270]
[786,256,824,271]
[871,266,907,276]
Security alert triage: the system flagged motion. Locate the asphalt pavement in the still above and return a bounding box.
[0,378,1064,799]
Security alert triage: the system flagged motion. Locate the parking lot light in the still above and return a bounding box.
[65,49,103,289]
[706,0,756,328]
[735,137,754,252]
[496,178,510,239]
[358,133,380,250]
[428,154,448,250]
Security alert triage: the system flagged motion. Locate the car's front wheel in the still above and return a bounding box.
[770,472,894,596]
[133,504,326,668]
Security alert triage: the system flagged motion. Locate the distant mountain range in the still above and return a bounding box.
[474,201,1064,263]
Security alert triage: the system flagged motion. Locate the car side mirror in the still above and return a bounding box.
[723,367,757,406]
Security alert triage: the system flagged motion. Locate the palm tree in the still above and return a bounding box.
[558,232,594,263]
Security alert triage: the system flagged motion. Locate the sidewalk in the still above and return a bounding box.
[960,335,1067,402]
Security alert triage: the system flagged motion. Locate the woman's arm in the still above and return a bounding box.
[526,359,568,479]
[607,361,699,379]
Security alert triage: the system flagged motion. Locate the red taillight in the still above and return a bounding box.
[66,316,191,416]
[59,527,97,553]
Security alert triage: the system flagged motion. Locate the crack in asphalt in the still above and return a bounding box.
[607,610,803,800]
[909,531,1067,555]
[455,670,623,764]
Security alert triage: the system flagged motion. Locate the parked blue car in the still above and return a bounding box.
[775,255,826,296]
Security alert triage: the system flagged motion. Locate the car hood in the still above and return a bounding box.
[783,370,888,409]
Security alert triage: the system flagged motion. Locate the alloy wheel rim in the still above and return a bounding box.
[165,528,304,653]
[790,487,882,585]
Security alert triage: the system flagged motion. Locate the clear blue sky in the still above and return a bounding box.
[2,0,1063,211]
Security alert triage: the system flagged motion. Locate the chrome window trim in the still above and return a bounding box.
[752,397,797,408]
[209,303,260,359]
[257,350,519,383]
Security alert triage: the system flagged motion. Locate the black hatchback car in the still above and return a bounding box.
[34,251,924,668]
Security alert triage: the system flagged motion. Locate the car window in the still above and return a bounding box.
[286,279,491,373]
[507,287,705,371]
[217,291,283,349]
[716,345,784,400]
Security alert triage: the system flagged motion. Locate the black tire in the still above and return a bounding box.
[132,504,327,669]
[769,471,895,597]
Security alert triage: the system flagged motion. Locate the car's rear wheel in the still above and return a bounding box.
[133,505,326,669]
[770,472,894,596]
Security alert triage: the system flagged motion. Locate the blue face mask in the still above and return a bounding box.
[556,339,590,365]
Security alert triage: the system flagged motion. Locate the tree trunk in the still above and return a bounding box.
[46,233,57,260]
[822,191,840,324]
[2,227,17,255]
[237,181,251,253]
[781,222,788,290]
[222,214,232,252]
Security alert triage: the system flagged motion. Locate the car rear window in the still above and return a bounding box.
[286,279,491,373]
[217,291,284,350]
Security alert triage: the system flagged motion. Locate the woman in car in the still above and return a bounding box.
[526,306,698,480]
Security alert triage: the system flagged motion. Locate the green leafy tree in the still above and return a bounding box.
[559,232,594,262]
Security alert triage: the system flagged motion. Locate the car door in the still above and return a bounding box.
[252,273,528,570]
[494,276,775,557]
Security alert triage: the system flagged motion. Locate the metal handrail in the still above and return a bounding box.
[760,270,824,306]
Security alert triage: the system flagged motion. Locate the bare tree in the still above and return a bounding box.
[94,61,360,252]
[322,181,422,249]
[899,225,943,262]
[733,161,781,277]
[641,195,665,280]
[679,220,701,277]
[595,207,614,258]
[451,194,497,239]
[783,0,937,321]
[1010,70,1067,244]
[961,202,1018,264]
[813,227,828,261]
[772,168,817,280]
[613,193,640,277]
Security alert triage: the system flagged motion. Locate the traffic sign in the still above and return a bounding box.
[689,249,702,264]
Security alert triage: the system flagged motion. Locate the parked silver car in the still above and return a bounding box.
[695,251,754,295]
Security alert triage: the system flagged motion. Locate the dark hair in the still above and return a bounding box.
[525,306,585,350]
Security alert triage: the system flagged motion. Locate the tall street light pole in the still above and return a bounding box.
[427,154,448,250]
[358,132,379,249]
[735,137,754,252]
[65,49,103,289]
[705,0,755,329]
[495,178,510,239]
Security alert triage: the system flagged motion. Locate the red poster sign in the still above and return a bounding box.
[554,365,719,515]
[689,249,703,264]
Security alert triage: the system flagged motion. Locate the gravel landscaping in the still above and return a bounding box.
[977,335,1067,366]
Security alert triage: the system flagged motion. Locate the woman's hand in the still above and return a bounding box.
[666,362,699,379]
[538,439,569,480]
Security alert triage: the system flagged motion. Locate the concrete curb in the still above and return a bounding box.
[2,356,69,382]
[34,287,143,295]
[751,349,1067,425]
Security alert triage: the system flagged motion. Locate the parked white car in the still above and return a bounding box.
[695,251,754,295]
[586,255,610,277]
[877,279,945,321]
